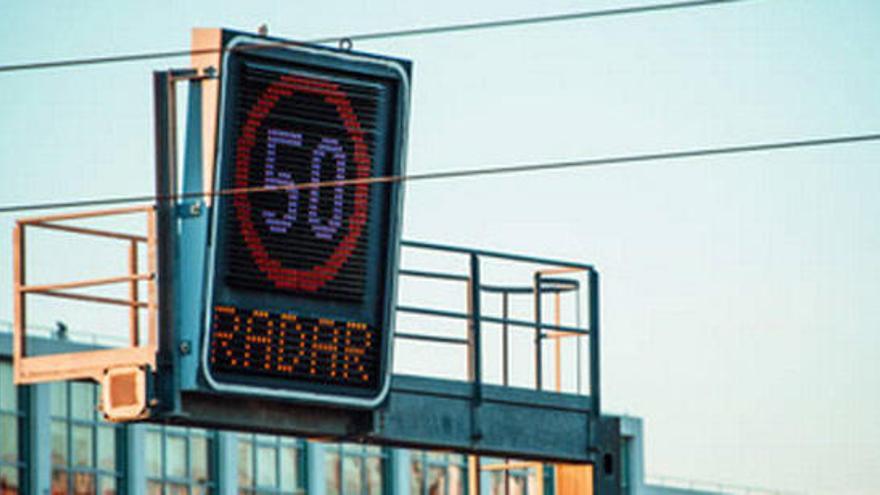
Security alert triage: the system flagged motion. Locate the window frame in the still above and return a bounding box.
[144,424,215,494]
[49,380,124,495]
[237,433,306,495]
[483,459,535,495]
[325,443,388,495]
[410,451,468,495]
[0,360,27,494]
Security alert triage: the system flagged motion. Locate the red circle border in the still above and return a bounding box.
[232,74,371,293]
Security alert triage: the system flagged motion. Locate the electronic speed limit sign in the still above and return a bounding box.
[202,35,410,407]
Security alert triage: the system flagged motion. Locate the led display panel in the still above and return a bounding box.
[203,36,409,407]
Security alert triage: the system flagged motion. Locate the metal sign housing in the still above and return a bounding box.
[197,34,410,407]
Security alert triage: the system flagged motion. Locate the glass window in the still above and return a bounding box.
[237,434,304,494]
[0,361,24,495]
[325,449,340,495]
[146,429,162,479]
[410,451,467,495]
[484,459,535,495]
[0,416,18,471]
[191,436,210,486]
[0,363,15,411]
[325,444,386,495]
[620,438,631,495]
[167,435,187,479]
[49,380,122,495]
[97,427,116,472]
[342,455,363,495]
[144,425,214,494]
[278,444,299,491]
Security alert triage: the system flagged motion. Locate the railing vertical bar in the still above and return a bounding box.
[470,253,482,388]
[576,281,582,395]
[589,269,601,414]
[146,209,159,350]
[534,272,543,391]
[13,223,26,381]
[502,291,509,387]
[554,291,562,392]
[129,240,140,346]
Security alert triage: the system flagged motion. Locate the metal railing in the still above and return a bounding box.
[10,224,599,413]
[393,239,601,412]
[12,205,159,384]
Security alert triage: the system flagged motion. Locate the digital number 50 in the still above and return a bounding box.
[262,128,347,239]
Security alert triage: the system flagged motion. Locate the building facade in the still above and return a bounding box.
[1,329,723,495]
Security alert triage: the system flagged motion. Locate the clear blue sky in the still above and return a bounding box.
[1,1,879,493]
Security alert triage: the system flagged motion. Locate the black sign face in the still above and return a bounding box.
[226,62,378,301]
[204,38,409,406]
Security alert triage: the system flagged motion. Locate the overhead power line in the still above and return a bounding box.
[0,0,749,74]
[308,0,750,43]
[1,131,877,215]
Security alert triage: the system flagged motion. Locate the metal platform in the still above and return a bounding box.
[177,374,601,463]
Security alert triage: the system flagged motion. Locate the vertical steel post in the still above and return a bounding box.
[153,71,178,412]
[588,269,601,414]
[467,254,483,386]
[501,291,509,387]
[533,273,543,391]
[554,291,562,392]
[576,283,582,395]
[468,253,483,443]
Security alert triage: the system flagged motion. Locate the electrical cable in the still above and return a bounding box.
[0,131,877,215]
[0,0,751,74]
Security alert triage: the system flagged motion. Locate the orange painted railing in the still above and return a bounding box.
[12,205,158,384]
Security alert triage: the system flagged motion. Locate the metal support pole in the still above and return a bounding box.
[469,254,483,441]
[588,269,601,414]
[153,71,178,412]
[533,273,543,391]
[153,68,204,412]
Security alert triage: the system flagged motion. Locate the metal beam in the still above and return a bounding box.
[167,374,601,463]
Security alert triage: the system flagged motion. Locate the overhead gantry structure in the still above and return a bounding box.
[12,28,622,494]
